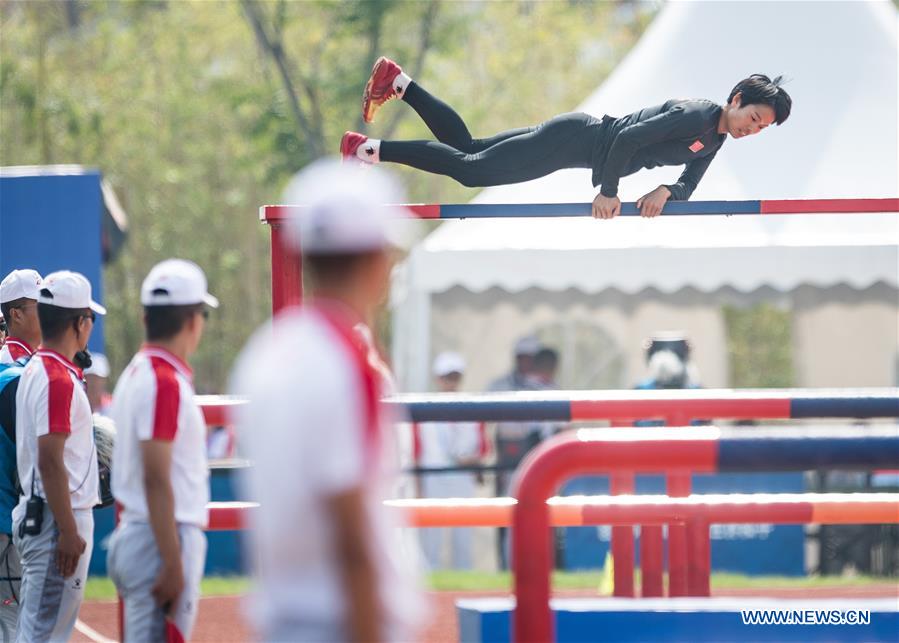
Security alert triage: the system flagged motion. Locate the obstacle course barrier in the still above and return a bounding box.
[197,388,899,599]
[509,427,899,642]
[260,197,899,311]
[205,493,899,532]
[261,197,899,221]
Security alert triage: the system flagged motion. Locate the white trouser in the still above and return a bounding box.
[13,504,93,643]
[108,521,206,643]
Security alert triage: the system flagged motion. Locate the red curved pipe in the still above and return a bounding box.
[510,432,718,643]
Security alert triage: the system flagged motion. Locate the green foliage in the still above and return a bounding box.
[723,303,795,388]
[1,0,654,391]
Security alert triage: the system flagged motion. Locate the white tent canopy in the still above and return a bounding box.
[404,0,899,295]
[474,0,898,204]
[411,211,898,294]
[392,0,899,390]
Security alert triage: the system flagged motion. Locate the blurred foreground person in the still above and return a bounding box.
[14,271,104,642]
[108,259,216,642]
[232,159,423,642]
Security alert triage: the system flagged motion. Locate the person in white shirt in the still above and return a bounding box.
[0,269,43,366]
[108,259,216,642]
[13,271,104,643]
[232,159,423,642]
[0,269,43,642]
[416,351,483,570]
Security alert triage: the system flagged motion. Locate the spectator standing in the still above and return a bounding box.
[107,259,216,642]
[416,352,484,570]
[13,271,104,642]
[0,268,42,642]
[0,270,43,366]
[487,335,543,569]
[529,346,564,440]
[530,346,559,389]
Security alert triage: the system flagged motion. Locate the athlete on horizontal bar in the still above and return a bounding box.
[341,57,792,219]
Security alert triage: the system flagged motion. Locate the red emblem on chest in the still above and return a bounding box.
[689,140,705,153]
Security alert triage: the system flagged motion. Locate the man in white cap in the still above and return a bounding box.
[232,159,422,642]
[415,351,484,570]
[0,269,43,366]
[108,259,217,642]
[0,270,44,638]
[13,270,105,642]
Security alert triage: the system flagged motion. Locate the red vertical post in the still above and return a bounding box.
[269,223,303,313]
[640,524,664,597]
[666,474,691,596]
[686,517,711,596]
[666,413,692,597]
[512,433,719,643]
[638,403,664,598]
[610,473,635,597]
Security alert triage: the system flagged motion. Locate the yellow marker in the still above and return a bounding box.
[598,551,614,595]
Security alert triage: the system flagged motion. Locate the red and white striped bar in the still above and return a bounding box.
[260,197,899,222]
[207,493,899,530]
[195,389,899,426]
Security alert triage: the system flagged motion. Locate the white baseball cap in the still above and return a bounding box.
[433,351,466,377]
[141,259,219,308]
[38,271,107,314]
[1,269,43,304]
[282,158,412,254]
[84,353,111,378]
[514,335,542,356]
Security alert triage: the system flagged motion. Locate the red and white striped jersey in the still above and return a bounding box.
[0,336,35,365]
[13,349,99,515]
[111,345,209,527]
[231,300,423,639]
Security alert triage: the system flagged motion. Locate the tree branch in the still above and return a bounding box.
[382,0,440,140]
[240,0,323,156]
[353,3,385,133]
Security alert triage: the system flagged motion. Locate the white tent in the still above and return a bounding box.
[392,0,899,392]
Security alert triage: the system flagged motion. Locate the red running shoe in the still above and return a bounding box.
[340,131,368,164]
[362,56,404,123]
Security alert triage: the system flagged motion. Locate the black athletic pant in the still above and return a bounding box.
[380,82,601,187]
